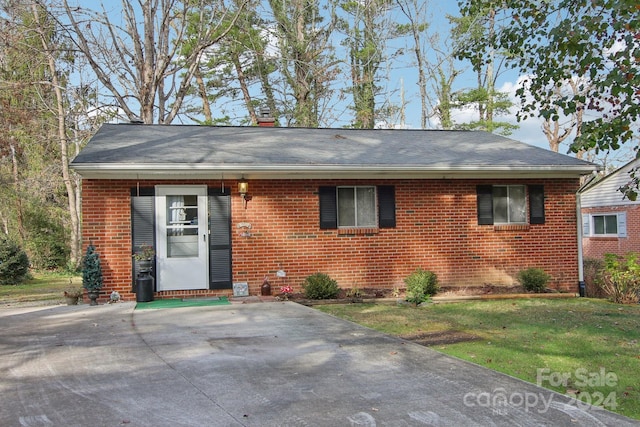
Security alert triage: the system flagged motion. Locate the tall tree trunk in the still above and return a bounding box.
[232,54,257,124]
[10,144,25,240]
[32,4,81,267]
[194,67,213,123]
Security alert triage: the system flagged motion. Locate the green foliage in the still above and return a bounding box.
[602,253,640,304]
[302,273,339,300]
[484,0,639,172]
[0,238,30,285]
[517,267,550,293]
[82,244,103,291]
[404,268,438,304]
[23,205,69,270]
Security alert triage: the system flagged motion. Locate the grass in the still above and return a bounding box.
[316,298,640,420]
[0,271,82,305]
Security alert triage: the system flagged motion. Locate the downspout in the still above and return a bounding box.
[576,191,586,297]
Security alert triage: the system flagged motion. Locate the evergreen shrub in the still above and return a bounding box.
[0,238,30,285]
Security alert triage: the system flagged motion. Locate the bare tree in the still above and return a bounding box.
[60,0,246,124]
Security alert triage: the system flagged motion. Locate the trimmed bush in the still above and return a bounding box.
[404,268,438,304]
[302,273,339,299]
[517,268,550,293]
[0,238,30,285]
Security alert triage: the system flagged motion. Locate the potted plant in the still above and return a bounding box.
[133,243,155,273]
[63,287,83,305]
[82,244,103,306]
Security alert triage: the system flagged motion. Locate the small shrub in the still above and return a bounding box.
[346,286,362,299]
[517,268,550,293]
[602,253,640,304]
[82,244,103,291]
[404,268,439,305]
[302,273,339,299]
[0,238,30,285]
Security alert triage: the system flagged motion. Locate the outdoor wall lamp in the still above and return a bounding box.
[238,178,252,208]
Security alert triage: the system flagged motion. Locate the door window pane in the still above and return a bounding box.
[166,194,199,257]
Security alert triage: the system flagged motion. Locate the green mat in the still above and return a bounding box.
[135,296,230,310]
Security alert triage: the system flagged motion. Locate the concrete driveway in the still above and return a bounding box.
[1,301,637,427]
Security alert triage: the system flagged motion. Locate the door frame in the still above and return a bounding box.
[155,185,209,291]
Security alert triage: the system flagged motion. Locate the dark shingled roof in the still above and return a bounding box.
[70,124,599,179]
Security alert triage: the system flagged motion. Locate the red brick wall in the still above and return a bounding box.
[582,205,640,260]
[81,178,581,301]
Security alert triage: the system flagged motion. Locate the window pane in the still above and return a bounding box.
[605,215,617,234]
[166,194,198,257]
[356,187,376,227]
[337,188,355,227]
[593,216,605,234]
[493,186,508,223]
[509,186,526,223]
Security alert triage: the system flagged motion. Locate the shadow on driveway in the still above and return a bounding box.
[1,301,637,426]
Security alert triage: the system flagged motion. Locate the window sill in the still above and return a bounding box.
[493,224,530,232]
[338,227,379,236]
[586,236,619,241]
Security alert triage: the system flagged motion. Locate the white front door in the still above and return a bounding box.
[155,185,208,291]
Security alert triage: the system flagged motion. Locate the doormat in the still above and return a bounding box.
[135,296,230,310]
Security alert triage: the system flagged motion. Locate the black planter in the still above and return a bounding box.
[136,272,154,303]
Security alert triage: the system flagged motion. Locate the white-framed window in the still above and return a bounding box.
[493,185,526,224]
[583,212,627,237]
[337,186,377,228]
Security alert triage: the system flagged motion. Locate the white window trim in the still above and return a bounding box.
[337,185,378,228]
[583,212,627,238]
[493,185,527,225]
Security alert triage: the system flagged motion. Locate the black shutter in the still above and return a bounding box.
[208,189,232,289]
[477,185,494,225]
[131,187,155,288]
[319,186,337,229]
[378,186,396,228]
[529,185,545,224]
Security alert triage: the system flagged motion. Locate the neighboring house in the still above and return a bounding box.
[580,158,640,260]
[70,123,598,302]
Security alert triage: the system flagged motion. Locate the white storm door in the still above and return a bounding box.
[155,186,208,291]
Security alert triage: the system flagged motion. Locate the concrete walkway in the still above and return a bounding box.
[0,301,637,427]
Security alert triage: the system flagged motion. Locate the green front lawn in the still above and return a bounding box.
[0,271,81,305]
[316,298,640,420]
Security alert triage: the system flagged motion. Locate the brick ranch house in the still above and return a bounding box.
[70,123,599,302]
[580,158,640,260]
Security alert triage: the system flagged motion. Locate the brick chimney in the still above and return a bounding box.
[257,107,275,127]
